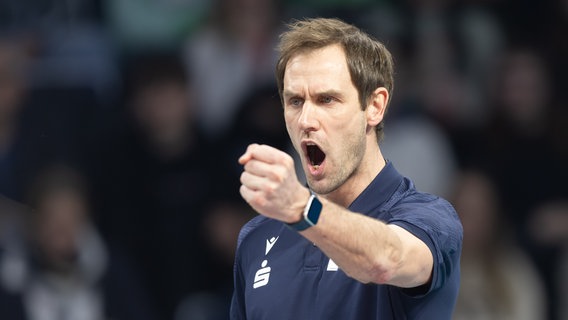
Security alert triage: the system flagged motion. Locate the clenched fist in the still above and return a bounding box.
[238,144,311,224]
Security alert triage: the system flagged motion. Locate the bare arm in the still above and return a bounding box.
[301,198,432,287]
[239,144,433,288]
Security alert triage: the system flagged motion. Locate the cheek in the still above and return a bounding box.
[332,113,366,140]
[284,117,293,136]
[284,115,299,143]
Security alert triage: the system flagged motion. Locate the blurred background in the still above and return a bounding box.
[0,0,566,319]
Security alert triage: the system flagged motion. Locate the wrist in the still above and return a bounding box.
[286,190,311,224]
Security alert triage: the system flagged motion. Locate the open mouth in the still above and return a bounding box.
[306,143,326,168]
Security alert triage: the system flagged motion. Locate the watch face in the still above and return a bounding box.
[306,196,322,224]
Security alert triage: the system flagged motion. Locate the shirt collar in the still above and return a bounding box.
[348,161,404,214]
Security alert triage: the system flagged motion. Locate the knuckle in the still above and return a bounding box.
[240,171,251,185]
[274,167,287,183]
[239,185,249,201]
[264,183,276,197]
[244,160,254,171]
[253,195,268,209]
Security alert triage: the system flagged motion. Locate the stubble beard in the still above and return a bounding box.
[306,132,367,197]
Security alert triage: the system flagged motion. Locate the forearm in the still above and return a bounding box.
[237,144,432,287]
[301,197,432,288]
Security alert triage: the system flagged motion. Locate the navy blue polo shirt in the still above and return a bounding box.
[230,162,462,320]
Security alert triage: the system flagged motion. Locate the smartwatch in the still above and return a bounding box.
[286,194,322,232]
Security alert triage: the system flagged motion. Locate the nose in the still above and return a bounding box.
[298,101,320,132]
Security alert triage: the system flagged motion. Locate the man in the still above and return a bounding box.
[231,18,462,319]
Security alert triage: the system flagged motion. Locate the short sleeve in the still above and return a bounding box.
[388,195,463,294]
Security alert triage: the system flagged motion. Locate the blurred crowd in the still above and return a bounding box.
[0,0,566,319]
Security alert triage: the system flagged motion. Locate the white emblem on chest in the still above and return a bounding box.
[253,260,271,289]
[327,258,339,271]
[265,236,278,255]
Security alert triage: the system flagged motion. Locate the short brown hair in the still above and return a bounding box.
[276,18,394,141]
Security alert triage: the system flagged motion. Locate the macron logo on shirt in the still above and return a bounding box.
[265,236,279,255]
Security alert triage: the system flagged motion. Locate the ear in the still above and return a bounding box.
[366,87,389,127]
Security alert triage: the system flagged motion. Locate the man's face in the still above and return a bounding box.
[283,44,369,196]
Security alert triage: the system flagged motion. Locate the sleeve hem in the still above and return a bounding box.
[389,219,439,298]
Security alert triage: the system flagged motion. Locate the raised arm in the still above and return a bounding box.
[239,143,433,288]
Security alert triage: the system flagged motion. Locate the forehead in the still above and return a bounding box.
[283,44,353,94]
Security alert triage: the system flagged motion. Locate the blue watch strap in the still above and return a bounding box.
[286,195,322,232]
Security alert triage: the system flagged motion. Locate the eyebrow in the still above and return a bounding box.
[282,89,344,100]
[318,90,343,99]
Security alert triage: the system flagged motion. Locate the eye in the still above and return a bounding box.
[319,95,334,104]
[288,97,304,107]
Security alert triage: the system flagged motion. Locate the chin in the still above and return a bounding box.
[306,179,336,196]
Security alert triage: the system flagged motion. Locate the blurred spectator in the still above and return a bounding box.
[184,0,282,140]
[104,0,210,52]
[377,0,506,199]
[28,25,119,106]
[219,85,293,187]
[0,165,156,320]
[471,47,568,319]
[559,248,568,320]
[530,201,568,320]
[282,0,386,27]
[0,195,28,249]
[284,0,379,8]
[0,0,102,30]
[415,0,504,129]
[229,85,289,153]
[0,30,110,202]
[1,0,118,105]
[0,36,31,201]
[540,0,568,110]
[175,198,254,320]
[453,169,546,320]
[89,52,217,320]
[382,115,457,198]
